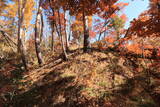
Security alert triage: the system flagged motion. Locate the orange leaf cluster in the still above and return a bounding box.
[120,14,128,21]
[105,36,115,43]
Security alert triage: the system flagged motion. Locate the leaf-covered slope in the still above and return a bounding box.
[1,49,160,107]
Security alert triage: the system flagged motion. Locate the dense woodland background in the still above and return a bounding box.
[0,0,160,106]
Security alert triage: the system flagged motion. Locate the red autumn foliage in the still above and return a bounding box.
[120,14,128,21]
[89,30,96,38]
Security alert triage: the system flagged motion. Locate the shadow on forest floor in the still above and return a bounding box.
[8,71,160,107]
[0,48,160,107]
[111,72,160,107]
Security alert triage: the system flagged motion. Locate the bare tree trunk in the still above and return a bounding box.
[22,29,27,53]
[68,32,71,42]
[82,9,90,52]
[64,11,69,52]
[49,0,55,51]
[51,24,55,51]
[58,10,68,61]
[40,13,44,43]
[35,0,43,66]
[68,15,72,42]
[17,0,28,71]
[50,11,55,51]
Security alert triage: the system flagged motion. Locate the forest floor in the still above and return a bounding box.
[0,47,160,107]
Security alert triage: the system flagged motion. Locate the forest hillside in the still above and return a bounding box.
[0,45,160,106]
[0,0,160,107]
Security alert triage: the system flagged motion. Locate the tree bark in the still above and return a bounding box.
[82,8,90,52]
[49,0,55,51]
[17,0,28,71]
[51,24,55,51]
[58,10,68,61]
[64,11,69,52]
[68,15,72,42]
[40,13,44,43]
[35,0,43,66]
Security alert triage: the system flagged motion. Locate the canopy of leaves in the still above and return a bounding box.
[128,0,160,37]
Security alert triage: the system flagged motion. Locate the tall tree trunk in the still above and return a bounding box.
[82,9,90,52]
[58,10,68,61]
[35,0,43,66]
[17,0,28,71]
[49,0,55,51]
[68,15,72,42]
[64,11,69,52]
[68,32,71,42]
[50,9,55,51]
[51,24,55,51]
[22,29,27,53]
[40,13,44,43]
